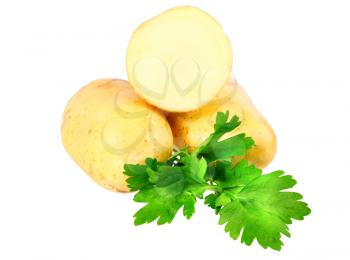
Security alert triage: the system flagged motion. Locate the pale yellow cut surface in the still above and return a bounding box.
[126,6,233,112]
[168,79,277,168]
[61,79,173,192]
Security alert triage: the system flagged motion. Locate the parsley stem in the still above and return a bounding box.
[204,185,222,192]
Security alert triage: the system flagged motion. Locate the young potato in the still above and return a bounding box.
[61,79,173,192]
[126,6,233,112]
[168,79,276,168]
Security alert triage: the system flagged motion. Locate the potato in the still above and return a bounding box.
[61,79,173,192]
[126,6,233,112]
[168,79,276,168]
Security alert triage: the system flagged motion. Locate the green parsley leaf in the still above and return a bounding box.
[215,160,311,250]
[133,166,185,225]
[131,162,206,225]
[194,111,254,162]
[124,111,311,250]
[124,164,149,191]
[183,153,207,183]
[124,158,159,191]
[204,193,221,214]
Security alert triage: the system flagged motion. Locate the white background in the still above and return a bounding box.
[0,0,349,259]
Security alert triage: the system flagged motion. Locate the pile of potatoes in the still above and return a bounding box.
[61,6,276,192]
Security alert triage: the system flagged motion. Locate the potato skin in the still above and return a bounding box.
[61,79,173,192]
[168,79,276,168]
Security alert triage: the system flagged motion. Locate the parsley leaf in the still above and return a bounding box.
[124,158,157,191]
[125,155,206,225]
[132,166,186,225]
[215,160,311,250]
[124,111,311,250]
[194,111,254,162]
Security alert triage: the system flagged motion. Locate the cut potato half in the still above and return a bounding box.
[126,6,233,112]
[168,79,277,168]
[61,79,173,192]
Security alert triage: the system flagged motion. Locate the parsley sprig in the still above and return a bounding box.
[124,111,311,250]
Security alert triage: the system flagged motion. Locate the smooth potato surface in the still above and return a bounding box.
[126,6,233,112]
[61,79,173,192]
[168,79,276,168]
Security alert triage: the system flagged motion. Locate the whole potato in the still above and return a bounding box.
[168,79,276,168]
[61,79,173,192]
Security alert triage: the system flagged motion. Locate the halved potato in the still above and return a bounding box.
[126,6,233,112]
[61,79,173,192]
[168,79,276,168]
